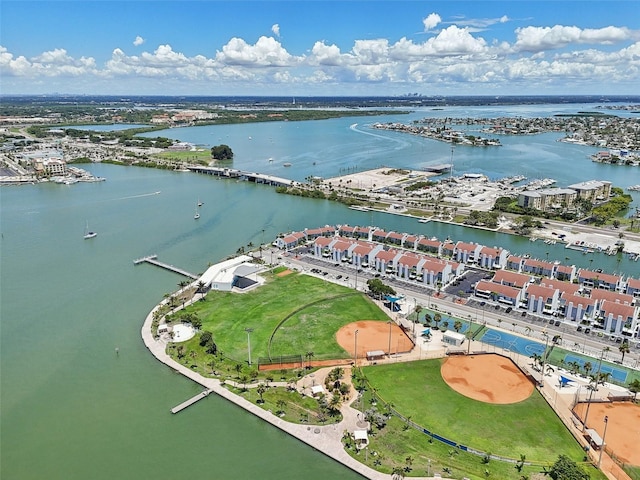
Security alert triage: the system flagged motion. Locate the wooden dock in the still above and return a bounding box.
[170,389,211,414]
[133,255,198,279]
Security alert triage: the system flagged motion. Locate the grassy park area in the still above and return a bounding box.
[356,360,604,479]
[167,269,389,367]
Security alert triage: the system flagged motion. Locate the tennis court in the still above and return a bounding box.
[563,353,628,383]
[480,328,546,357]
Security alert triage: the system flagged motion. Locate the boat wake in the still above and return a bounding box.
[114,191,162,201]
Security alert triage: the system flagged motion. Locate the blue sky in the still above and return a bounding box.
[1,1,639,95]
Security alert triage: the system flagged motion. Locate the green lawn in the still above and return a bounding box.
[362,359,587,464]
[181,271,390,362]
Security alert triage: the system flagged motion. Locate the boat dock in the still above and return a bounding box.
[133,255,198,279]
[170,389,211,414]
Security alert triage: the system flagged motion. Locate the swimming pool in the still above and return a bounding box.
[479,328,546,357]
[563,353,628,383]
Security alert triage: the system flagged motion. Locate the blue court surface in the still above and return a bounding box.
[563,353,628,383]
[479,328,546,357]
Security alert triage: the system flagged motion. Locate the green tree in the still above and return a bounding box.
[548,454,589,480]
[454,320,462,332]
[628,379,640,402]
[256,383,267,403]
[619,340,630,362]
[433,312,442,329]
[199,331,212,347]
[210,144,234,160]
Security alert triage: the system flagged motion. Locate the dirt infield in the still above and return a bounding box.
[276,269,293,277]
[441,354,535,404]
[336,320,413,359]
[573,401,640,465]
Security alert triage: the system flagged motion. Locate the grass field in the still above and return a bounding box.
[362,359,588,464]
[177,271,390,362]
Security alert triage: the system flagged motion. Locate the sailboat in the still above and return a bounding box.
[83,221,97,239]
[194,204,200,220]
[197,198,203,207]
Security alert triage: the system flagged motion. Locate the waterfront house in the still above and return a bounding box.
[372,229,388,243]
[396,253,422,280]
[420,257,455,287]
[590,289,635,308]
[305,225,335,240]
[417,237,441,255]
[577,269,622,291]
[454,241,482,264]
[354,226,372,240]
[338,225,356,237]
[386,231,405,246]
[478,246,508,269]
[441,241,456,258]
[274,231,306,250]
[313,236,334,258]
[522,258,555,278]
[506,255,524,272]
[403,234,418,250]
[350,242,383,268]
[555,264,576,282]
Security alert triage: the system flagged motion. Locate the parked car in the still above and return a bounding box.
[577,326,583,332]
[505,307,513,313]
[521,311,527,317]
[554,320,561,327]
[584,327,591,334]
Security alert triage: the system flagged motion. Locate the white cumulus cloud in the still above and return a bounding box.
[133,36,144,46]
[216,36,298,67]
[423,13,441,31]
[514,25,634,52]
[271,24,280,37]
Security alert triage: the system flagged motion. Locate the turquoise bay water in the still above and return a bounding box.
[2,104,639,479]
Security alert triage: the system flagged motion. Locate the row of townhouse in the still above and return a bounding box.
[506,255,576,282]
[275,224,510,270]
[311,236,464,287]
[475,274,640,338]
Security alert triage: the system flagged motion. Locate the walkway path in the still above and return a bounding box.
[141,291,448,480]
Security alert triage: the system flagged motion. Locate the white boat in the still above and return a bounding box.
[197,198,203,207]
[83,221,97,239]
[418,217,429,223]
[194,205,200,220]
[283,162,292,167]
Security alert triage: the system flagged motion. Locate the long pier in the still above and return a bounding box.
[133,255,198,279]
[170,389,211,414]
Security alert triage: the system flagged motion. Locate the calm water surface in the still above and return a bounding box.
[2,104,639,479]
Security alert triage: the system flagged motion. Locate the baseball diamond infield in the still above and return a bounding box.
[441,354,535,404]
[336,320,414,359]
[573,401,640,466]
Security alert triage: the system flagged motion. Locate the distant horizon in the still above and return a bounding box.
[2,1,639,96]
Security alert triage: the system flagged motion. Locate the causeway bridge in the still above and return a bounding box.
[133,255,198,279]
[188,166,294,187]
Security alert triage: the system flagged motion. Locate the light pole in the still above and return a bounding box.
[540,332,549,387]
[467,314,472,355]
[427,459,431,476]
[354,329,359,367]
[388,320,393,358]
[598,415,609,469]
[583,348,606,432]
[245,327,254,366]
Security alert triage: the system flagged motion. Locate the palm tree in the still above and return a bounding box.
[414,305,423,323]
[619,340,630,362]
[453,320,462,332]
[433,312,442,330]
[628,379,640,402]
[276,399,286,416]
[256,383,267,404]
[583,361,593,376]
[305,351,315,369]
[391,466,405,479]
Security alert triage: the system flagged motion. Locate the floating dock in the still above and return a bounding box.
[170,389,211,414]
[133,255,198,279]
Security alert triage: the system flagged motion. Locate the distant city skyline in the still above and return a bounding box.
[1,1,639,96]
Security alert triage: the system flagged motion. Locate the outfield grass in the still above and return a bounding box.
[362,359,587,464]
[179,271,390,362]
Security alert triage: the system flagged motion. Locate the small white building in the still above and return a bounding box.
[442,330,466,347]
